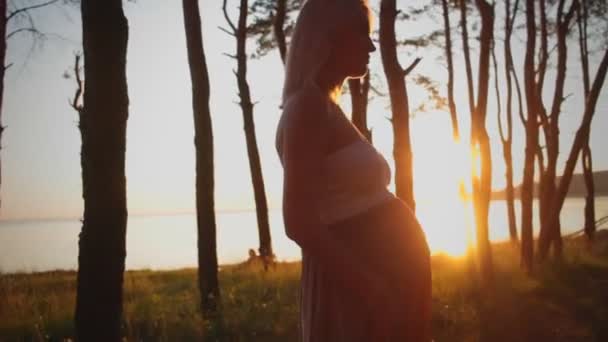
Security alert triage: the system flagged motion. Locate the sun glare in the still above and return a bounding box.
[471,142,482,182]
[414,137,476,257]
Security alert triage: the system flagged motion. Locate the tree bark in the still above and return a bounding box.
[501,0,520,243]
[225,0,274,266]
[537,0,550,245]
[348,73,372,142]
[441,0,460,141]
[582,145,595,240]
[473,0,494,286]
[182,0,220,316]
[549,48,608,236]
[0,0,6,210]
[520,0,538,273]
[537,0,549,95]
[75,0,129,340]
[577,0,596,243]
[538,0,578,261]
[459,0,475,119]
[577,0,591,97]
[379,0,416,211]
[273,0,287,64]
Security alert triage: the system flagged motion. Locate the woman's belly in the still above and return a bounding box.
[326,197,431,285]
[319,189,395,225]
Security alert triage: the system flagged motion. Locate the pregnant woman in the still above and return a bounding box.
[275,0,432,341]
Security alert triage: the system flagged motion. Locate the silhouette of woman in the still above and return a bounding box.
[275,0,432,340]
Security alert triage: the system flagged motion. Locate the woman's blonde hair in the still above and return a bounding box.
[281,0,371,106]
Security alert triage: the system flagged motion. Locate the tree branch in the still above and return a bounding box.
[402,57,422,77]
[564,0,578,27]
[218,26,236,37]
[510,64,526,125]
[369,83,387,97]
[222,0,237,33]
[493,39,507,144]
[508,0,521,34]
[71,53,84,113]
[6,0,59,22]
[538,104,550,131]
[6,27,42,40]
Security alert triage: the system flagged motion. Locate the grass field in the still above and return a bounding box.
[1,235,607,341]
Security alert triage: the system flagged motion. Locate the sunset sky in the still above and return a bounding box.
[1,0,607,221]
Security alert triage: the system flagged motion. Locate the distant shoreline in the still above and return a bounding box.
[2,196,607,224]
[492,170,608,200]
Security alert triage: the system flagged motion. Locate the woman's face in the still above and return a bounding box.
[331,11,376,79]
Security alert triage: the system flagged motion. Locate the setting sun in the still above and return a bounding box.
[1,0,608,340]
[414,136,475,256]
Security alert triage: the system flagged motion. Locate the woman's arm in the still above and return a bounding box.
[280,92,383,298]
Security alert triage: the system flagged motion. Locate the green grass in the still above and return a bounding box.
[1,237,607,341]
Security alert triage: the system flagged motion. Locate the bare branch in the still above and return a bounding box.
[509,62,526,125]
[4,63,13,71]
[508,0,521,34]
[222,52,238,59]
[493,39,507,144]
[538,104,550,131]
[6,27,42,40]
[222,0,237,33]
[369,83,387,97]
[6,0,59,22]
[563,0,578,27]
[402,57,422,77]
[218,26,236,37]
[71,53,84,113]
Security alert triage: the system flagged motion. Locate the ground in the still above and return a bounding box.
[1,232,607,341]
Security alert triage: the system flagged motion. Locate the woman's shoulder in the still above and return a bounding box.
[276,86,331,159]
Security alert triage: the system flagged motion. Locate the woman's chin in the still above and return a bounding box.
[348,67,369,79]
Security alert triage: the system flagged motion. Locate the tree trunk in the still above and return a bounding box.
[504,143,518,242]
[520,0,538,273]
[538,0,577,261]
[473,0,494,286]
[273,0,287,64]
[501,0,519,243]
[577,0,596,243]
[379,0,416,211]
[0,0,6,211]
[441,0,459,141]
[537,0,549,95]
[459,0,475,119]
[228,0,274,265]
[582,145,595,241]
[549,48,608,237]
[75,0,129,340]
[577,0,591,97]
[536,0,550,252]
[182,0,220,316]
[348,73,372,142]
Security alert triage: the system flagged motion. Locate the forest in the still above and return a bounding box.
[0,0,608,340]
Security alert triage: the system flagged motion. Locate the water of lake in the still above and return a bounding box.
[1,197,606,273]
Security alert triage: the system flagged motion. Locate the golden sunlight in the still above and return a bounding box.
[470,142,482,182]
[413,135,476,257]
